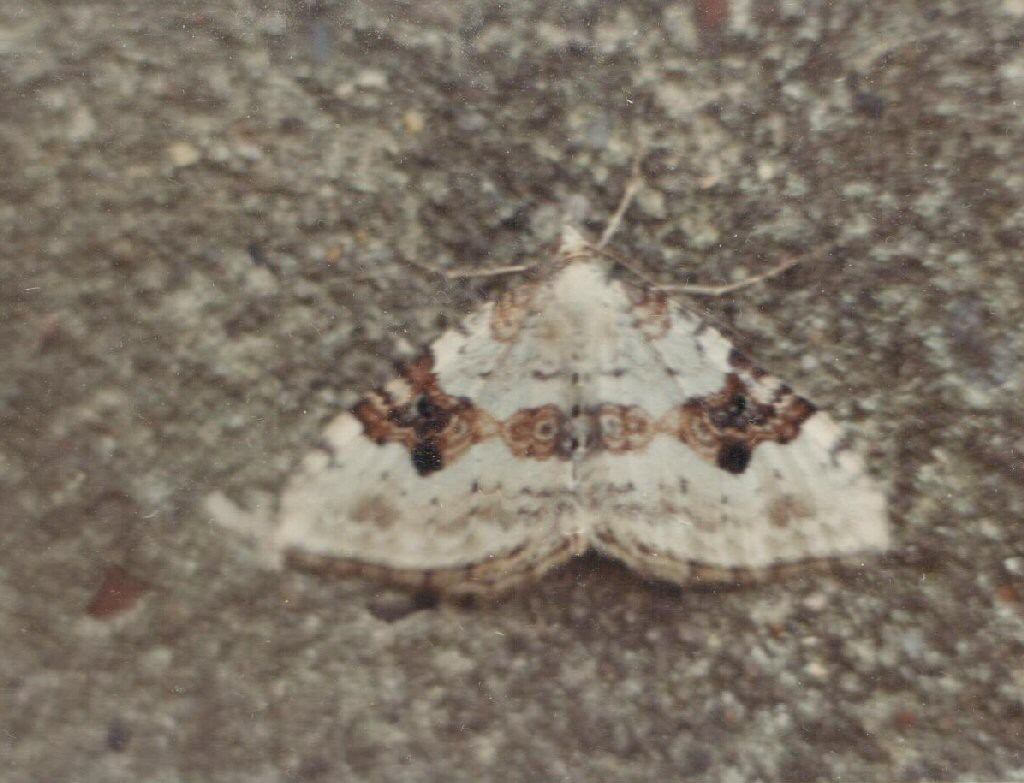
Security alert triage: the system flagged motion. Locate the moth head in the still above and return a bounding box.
[556,224,593,264]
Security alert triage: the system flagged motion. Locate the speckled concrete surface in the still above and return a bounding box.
[2,1,1023,781]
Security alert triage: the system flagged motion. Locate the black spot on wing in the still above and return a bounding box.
[411,440,444,475]
[717,441,752,475]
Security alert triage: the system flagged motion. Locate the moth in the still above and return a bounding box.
[263,185,889,596]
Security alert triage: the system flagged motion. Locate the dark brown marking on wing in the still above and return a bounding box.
[666,371,817,475]
[501,405,575,461]
[351,352,498,476]
[351,347,814,478]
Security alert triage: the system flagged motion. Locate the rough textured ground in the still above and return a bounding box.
[2,1,1023,781]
